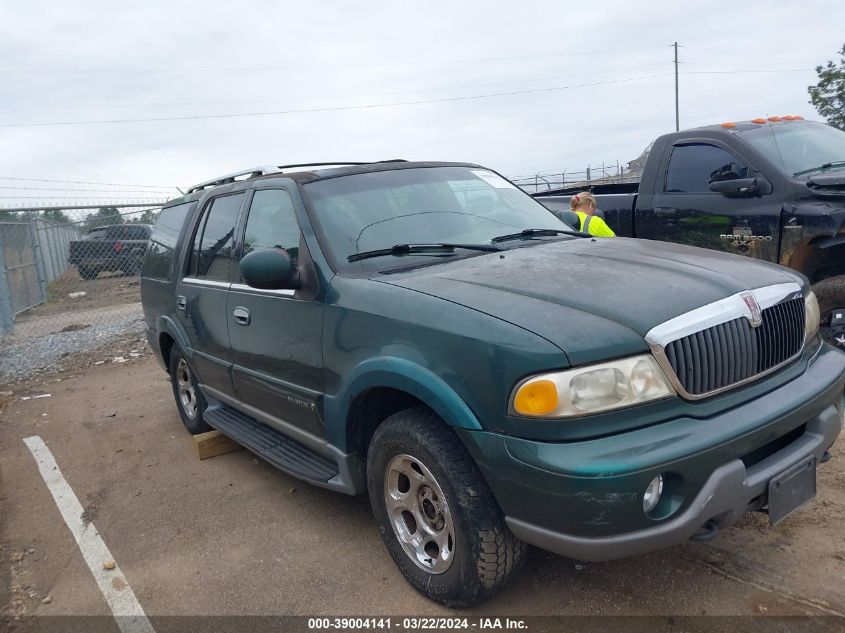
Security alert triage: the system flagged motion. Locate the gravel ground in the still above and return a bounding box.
[0,313,146,384]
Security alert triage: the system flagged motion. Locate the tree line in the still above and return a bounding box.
[0,206,158,231]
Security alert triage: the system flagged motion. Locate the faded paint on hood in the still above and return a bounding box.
[377,237,803,366]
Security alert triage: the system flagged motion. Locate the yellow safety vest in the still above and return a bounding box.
[576,211,616,237]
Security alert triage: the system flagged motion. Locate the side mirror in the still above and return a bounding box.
[239,248,300,290]
[709,177,760,196]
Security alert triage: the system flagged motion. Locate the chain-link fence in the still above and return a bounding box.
[0,204,163,382]
[508,161,642,194]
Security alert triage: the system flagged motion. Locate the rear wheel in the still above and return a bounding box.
[813,277,845,350]
[367,406,525,607]
[169,347,211,434]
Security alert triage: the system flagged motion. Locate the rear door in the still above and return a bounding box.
[637,141,780,262]
[175,192,245,398]
[226,187,326,439]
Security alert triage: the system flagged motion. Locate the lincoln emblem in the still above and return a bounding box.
[741,292,763,327]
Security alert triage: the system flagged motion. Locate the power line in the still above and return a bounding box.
[682,68,814,75]
[0,63,673,111]
[0,72,673,128]
[0,176,178,190]
[0,185,179,193]
[0,45,670,75]
[0,196,169,200]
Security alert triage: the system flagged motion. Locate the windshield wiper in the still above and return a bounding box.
[793,160,845,177]
[491,228,590,243]
[347,243,501,262]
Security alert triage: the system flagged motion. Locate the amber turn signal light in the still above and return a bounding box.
[513,379,558,416]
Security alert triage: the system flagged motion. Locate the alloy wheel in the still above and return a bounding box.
[384,453,455,574]
[175,358,198,419]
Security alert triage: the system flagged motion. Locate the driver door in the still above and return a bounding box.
[637,141,781,262]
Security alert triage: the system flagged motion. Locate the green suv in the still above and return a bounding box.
[140,161,845,606]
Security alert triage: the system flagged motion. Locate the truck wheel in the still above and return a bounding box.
[78,266,99,280]
[367,406,525,607]
[168,347,211,434]
[813,277,845,350]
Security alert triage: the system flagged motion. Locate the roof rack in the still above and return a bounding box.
[187,166,281,194]
[186,160,410,194]
[275,160,408,170]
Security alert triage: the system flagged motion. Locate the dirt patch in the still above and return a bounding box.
[19,268,141,320]
[0,358,843,618]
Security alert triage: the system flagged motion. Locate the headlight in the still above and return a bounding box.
[510,354,676,418]
[805,291,820,344]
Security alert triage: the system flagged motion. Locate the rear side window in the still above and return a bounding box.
[665,144,748,193]
[189,193,244,280]
[144,202,194,280]
[241,189,301,269]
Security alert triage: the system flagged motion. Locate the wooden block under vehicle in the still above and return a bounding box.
[193,430,243,460]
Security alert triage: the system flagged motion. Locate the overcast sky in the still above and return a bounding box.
[1,0,843,208]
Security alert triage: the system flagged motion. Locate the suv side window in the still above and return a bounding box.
[665,144,748,193]
[145,202,194,280]
[241,189,300,268]
[189,193,244,280]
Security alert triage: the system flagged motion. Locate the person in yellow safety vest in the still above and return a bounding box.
[570,191,615,237]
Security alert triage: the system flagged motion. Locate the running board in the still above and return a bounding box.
[203,404,339,483]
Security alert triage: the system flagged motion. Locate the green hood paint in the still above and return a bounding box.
[378,237,803,366]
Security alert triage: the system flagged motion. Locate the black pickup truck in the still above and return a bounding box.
[535,118,845,348]
[68,223,152,279]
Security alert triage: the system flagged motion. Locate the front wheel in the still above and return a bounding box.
[367,407,525,607]
[813,277,845,350]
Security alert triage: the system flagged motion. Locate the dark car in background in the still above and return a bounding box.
[69,223,152,279]
[141,161,844,607]
[534,117,845,349]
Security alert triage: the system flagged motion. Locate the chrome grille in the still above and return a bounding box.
[664,297,805,396]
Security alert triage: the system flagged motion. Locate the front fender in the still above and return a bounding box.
[323,356,482,449]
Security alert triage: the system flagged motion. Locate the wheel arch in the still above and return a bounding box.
[155,315,191,374]
[328,357,483,457]
[783,238,845,283]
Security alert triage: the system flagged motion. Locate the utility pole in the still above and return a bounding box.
[674,42,680,131]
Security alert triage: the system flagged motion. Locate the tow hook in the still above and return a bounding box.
[821,450,831,464]
[690,520,719,542]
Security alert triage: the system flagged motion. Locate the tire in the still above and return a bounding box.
[813,276,845,349]
[168,347,211,434]
[367,406,525,607]
[78,265,99,280]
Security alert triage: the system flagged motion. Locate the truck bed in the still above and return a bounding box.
[533,184,638,237]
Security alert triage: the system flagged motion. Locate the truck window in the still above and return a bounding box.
[737,120,845,176]
[189,193,244,280]
[241,189,300,269]
[145,202,194,279]
[665,144,748,193]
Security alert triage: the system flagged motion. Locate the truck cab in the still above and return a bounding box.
[535,118,845,348]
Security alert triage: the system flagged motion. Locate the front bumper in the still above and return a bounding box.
[458,343,845,562]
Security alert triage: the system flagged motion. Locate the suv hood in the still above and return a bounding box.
[377,237,803,366]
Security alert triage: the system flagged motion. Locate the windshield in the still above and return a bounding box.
[302,166,572,270]
[737,121,845,177]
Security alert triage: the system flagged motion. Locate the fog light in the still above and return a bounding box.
[643,474,664,513]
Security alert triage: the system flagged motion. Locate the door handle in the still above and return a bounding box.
[233,306,251,326]
[653,207,678,217]
[176,295,186,310]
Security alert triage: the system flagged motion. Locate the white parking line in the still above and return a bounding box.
[23,436,156,633]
